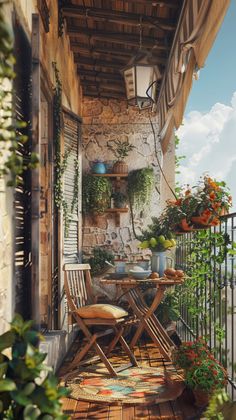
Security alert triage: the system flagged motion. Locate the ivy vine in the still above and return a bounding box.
[53,62,80,237]
[176,229,234,354]
[0,3,38,186]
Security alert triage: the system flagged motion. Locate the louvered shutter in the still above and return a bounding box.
[63,110,82,263]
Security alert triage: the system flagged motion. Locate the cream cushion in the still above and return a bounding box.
[76,304,128,319]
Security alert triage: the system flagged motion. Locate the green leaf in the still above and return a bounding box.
[0,378,16,392]
[11,390,31,406]
[0,331,15,351]
[23,404,41,420]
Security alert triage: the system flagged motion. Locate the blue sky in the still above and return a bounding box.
[176,1,236,210]
[186,0,236,113]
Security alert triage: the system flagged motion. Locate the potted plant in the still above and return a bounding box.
[165,176,232,232]
[185,359,227,407]
[111,191,127,209]
[190,176,232,227]
[82,174,112,215]
[138,217,176,275]
[83,247,114,275]
[107,139,135,174]
[0,314,69,419]
[173,338,211,370]
[127,167,155,211]
[173,339,228,408]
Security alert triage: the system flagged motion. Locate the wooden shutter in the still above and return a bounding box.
[13,17,32,319]
[63,110,82,263]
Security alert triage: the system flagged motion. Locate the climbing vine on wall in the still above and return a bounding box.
[0,3,38,186]
[53,62,79,237]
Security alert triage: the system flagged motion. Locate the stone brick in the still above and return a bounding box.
[83,234,98,247]
[96,234,106,245]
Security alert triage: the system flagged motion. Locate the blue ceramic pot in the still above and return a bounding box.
[91,161,106,174]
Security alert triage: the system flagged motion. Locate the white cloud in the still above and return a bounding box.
[176,92,236,209]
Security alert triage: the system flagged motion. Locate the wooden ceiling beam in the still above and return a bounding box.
[122,0,180,8]
[71,44,167,65]
[82,84,125,94]
[62,5,175,31]
[75,56,124,68]
[77,69,123,80]
[75,55,165,68]
[84,91,126,100]
[71,43,136,57]
[67,27,169,50]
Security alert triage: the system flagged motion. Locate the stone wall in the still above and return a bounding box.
[82,98,175,261]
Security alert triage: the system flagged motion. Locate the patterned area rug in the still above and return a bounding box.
[67,365,184,405]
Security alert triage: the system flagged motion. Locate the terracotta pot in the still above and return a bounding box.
[179,218,193,232]
[112,161,128,174]
[193,389,210,408]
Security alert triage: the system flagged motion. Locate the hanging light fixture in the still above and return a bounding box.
[121,18,161,110]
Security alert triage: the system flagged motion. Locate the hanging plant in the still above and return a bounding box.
[82,174,112,215]
[53,61,74,237]
[127,167,155,210]
[0,4,38,186]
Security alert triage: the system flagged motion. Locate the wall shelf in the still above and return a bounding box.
[93,173,128,178]
[105,207,128,226]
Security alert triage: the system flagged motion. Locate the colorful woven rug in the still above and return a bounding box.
[67,365,184,405]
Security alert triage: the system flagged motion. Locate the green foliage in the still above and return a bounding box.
[0,314,69,419]
[185,358,227,393]
[84,247,114,275]
[176,229,231,344]
[174,135,186,196]
[111,191,127,208]
[0,3,38,186]
[204,389,229,419]
[173,338,211,370]
[138,216,176,251]
[53,63,79,237]
[145,289,180,326]
[128,167,155,210]
[106,139,135,161]
[82,174,112,214]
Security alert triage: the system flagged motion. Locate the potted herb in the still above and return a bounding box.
[107,139,135,174]
[111,191,127,209]
[127,167,155,210]
[82,174,112,215]
[0,314,69,419]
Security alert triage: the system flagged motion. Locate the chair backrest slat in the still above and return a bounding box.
[64,263,93,312]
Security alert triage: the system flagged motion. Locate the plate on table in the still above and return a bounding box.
[107,272,128,279]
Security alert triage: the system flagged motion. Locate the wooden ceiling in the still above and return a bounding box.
[61,0,183,101]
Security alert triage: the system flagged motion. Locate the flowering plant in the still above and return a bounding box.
[164,176,232,231]
[185,359,227,393]
[173,338,210,370]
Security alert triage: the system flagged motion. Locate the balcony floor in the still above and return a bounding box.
[59,337,200,420]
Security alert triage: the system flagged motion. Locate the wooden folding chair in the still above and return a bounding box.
[64,264,138,378]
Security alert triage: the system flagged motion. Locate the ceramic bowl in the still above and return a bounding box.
[129,270,152,279]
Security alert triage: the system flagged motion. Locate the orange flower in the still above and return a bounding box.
[209,191,216,200]
[185,189,191,196]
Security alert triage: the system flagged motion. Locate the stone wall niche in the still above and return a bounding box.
[82,98,175,261]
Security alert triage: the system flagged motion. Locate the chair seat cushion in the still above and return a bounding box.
[76,304,128,319]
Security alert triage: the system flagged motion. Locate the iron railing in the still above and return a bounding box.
[176,213,236,400]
